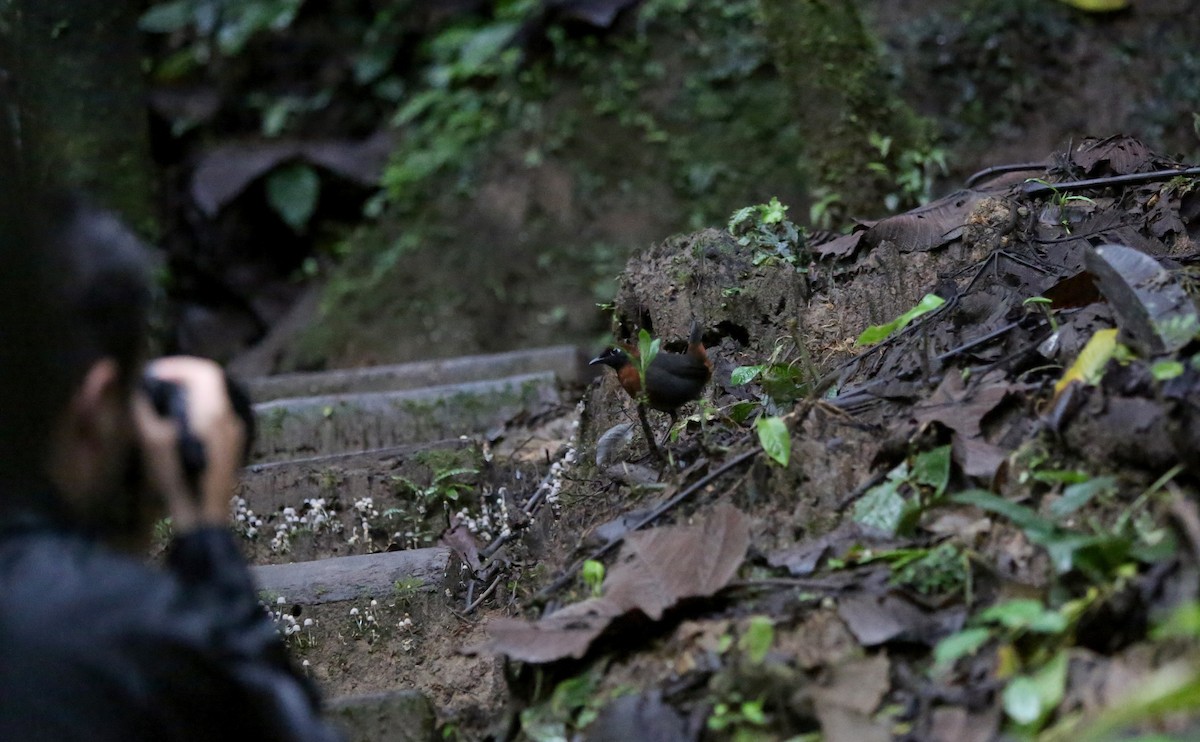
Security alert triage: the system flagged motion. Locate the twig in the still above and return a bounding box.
[835,468,887,512]
[935,321,1021,362]
[464,573,503,614]
[1018,166,1200,197]
[530,444,762,604]
[965,162,1046,188]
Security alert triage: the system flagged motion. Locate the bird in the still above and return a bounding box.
[589,321,712,458]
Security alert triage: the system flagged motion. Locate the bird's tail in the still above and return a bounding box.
[688,320,703,346]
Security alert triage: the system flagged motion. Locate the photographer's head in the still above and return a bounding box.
[3,191,154,540]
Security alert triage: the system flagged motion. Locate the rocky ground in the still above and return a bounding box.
[228,135,1200,740]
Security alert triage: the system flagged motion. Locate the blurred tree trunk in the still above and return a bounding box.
[759,0,932,222]
[0,1,157,233]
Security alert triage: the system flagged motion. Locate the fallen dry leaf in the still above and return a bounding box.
[813,653,892,715]
[815,704,891,742]
[837,592,962,647]
[586,690,696,742]
[913,371,1014,479]
[481,503,750,663]
[1083,243,1197,356]
[603,502,750,621]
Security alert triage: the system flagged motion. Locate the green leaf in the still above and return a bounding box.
[740,616,774,665]
[456,22,520,77]
[856,294,945,346]
[853,467,907,535]
[756,416,790,467]
[731,365,765,385]
[761,197,788,224]
[1050,476,1117,518]
[933,627,991,669]
[728,401,758,425]
[1151,601,1200,640]
[950,489,1056,536]
[1002,653,1069,731]
[740,699,767,725]
[581,560,605,597]
[1003,676,1043,725]
[1152,360,1185,381]
[980,599,1068,634]
[980,599,1044,629]
[138,1,194,33]
[267,163,320,232]
[911,445,952,497]
[727,205,757,233]
[1027,650,1069,725]
[1031,468,1090,485]
[637,329,660,372]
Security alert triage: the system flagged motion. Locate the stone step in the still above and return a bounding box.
[238,439,473,518]
[243,345,589,403]
[252,372,561,462]
[326,690,436,742]
[251,547,453,605]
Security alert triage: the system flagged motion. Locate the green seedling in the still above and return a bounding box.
[755,416,790,467]
[707,695,767,733]
[635,328,661,397]
[727,197,808,269]
[392,466,478,505]
[852,445,951,536]
[738,616,774,665]
[581,560,605,597]
[1023,295,1059,332]
[856,293,945,346]
[1024,178,1097,232]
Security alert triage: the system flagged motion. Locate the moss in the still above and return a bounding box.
[285,2,818,368]
[414,446,479,475]
[759,0,934,219]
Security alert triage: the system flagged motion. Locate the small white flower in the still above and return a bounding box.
[277,596,286,605]
[349,607,359,616]
[303,618,314,627]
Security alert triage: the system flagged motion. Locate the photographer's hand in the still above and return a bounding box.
[133,357,246,532]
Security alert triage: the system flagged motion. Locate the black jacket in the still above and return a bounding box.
[0,509,342,741]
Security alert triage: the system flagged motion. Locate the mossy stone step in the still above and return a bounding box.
[251,547,453,605]
[237,439,474,518]
[252,372,560,462]
[326,690,436,742]
[244,345,588,403]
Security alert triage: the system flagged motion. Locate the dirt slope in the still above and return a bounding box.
[468,136,1200,741]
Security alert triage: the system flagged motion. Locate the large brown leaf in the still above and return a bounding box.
[481,503,750,663]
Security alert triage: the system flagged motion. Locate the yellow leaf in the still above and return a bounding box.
[1054,328,1118,397]
[1055,0,1130,12]
[995,643,1020,679]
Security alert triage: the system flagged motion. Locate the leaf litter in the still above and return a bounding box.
[465,137,1200,740]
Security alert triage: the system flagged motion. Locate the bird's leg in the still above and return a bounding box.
[637,402,663,462]
[659,411,678,449]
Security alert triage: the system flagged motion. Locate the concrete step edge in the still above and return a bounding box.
[252,547,453,605]
[251,371,561,462]
[244,345,589,402]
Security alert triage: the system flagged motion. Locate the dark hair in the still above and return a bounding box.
[0,190,153,493]
[47,193,154,390]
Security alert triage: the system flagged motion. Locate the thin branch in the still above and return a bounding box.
[530,444,762,605]
[464,574,503,614]
[1019,166,1200,197]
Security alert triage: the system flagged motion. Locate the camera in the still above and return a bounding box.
[140,372,256,501]
[141,376,207,499]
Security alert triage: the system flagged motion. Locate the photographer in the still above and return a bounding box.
[0,192,342,741]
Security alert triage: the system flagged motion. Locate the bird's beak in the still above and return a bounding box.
[588,355,605,366]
